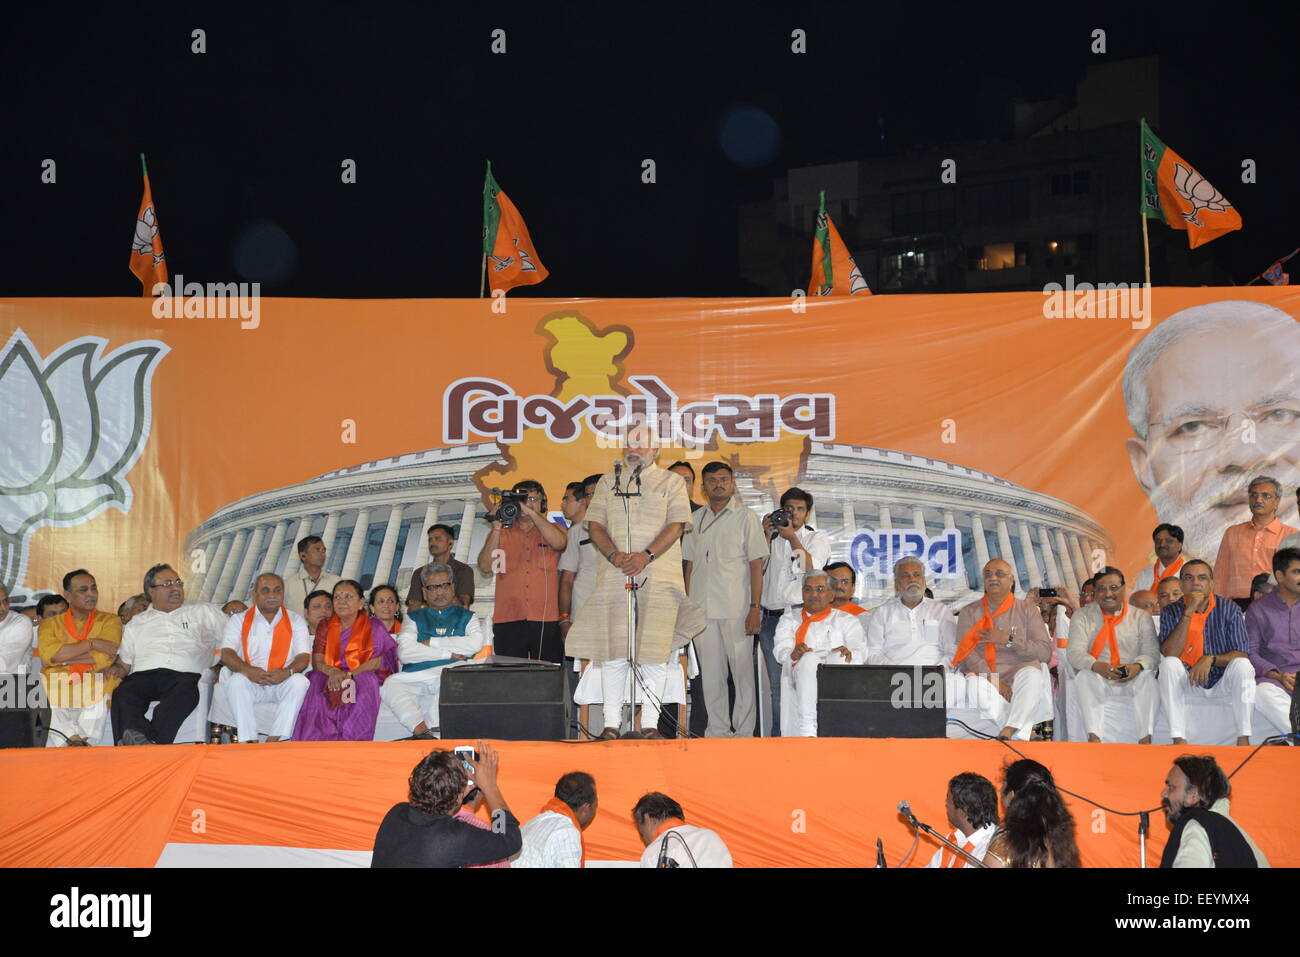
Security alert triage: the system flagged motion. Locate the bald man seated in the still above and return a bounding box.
[951,559,1053,740]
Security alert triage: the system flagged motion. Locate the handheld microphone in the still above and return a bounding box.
[898,800,918,827]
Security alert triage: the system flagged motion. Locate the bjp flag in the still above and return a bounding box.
[128,155,168,296]
[482,161,548,295]
[1140,119,1242,249]
[810,190,870,296]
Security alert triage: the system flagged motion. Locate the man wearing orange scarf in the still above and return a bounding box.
[952,559,1053,741]
[772,569,865,737]
[1065,567,1160,743]
[217,573,311,742]
[634,791,732,868]
[36,569,122,746]
[925,773,999,868]
[1157,560,1254,745]
[1133,524,1187,593]
[511,771,597,868]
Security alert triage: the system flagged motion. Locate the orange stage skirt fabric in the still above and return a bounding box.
[0,738,1292,868]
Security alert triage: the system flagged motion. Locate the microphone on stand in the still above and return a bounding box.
[613,460,623,492]
[875,839,887,868]
[897,800,919,828]
[631,461,644,493]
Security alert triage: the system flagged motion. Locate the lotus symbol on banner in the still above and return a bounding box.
[0,329,169,599]
[1172,163,1232,227]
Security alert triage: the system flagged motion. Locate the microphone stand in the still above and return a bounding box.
[612,461,643,735]
[902,805,988,868]
[1139,810,1150,869]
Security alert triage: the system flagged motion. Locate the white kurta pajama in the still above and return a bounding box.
[773,608,866,737]
[864,597,956,666]
[566,463,704,724]
[382,608,484,733]
[1065,602,1160,741]
[220,608,312,741]
[0,610,34,674]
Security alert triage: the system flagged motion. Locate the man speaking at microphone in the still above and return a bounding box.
[567,422,703,739]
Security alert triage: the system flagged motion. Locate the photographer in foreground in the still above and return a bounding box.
[371,742,521,868]
[477,480,567,662]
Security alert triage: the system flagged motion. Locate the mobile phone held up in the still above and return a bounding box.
[453,745,479,787]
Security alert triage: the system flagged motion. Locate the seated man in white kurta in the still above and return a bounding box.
[381,563,484,739]
[773,569,866,737]
[218,573,311,743]
[864,556,956,666]
[1065,566,1160,743]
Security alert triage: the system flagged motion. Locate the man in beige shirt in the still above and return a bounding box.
[682,462,766,737]
[952,559,1053,740]
[283,535,342,619]
[1066,566,1160,743]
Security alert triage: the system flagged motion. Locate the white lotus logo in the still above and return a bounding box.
[0,329,169,600]
[1172,163,1232,228]
[133,204,165,267]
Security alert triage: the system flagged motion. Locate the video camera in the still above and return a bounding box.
[486,488,529,528]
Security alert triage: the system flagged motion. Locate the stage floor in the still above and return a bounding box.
[1,737,1293,867]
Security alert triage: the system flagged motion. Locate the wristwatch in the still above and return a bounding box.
[644,548,657,563]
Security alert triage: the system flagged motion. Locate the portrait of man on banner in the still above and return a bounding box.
[1123,300,1300,562]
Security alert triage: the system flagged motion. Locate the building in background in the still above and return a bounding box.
[740,56,1234,295]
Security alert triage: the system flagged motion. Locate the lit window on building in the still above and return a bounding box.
[967,242,1028,271]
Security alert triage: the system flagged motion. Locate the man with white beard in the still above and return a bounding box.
[863,556,955,666]
[1122,301,1300,563]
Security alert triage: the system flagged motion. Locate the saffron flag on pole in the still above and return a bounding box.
[129,154,168,296]
[810,190,870,296]
[1140,119,1242,249]
[482,161,548,294]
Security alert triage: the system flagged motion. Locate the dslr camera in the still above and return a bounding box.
[766,508,790,529]
[486,488,529,528]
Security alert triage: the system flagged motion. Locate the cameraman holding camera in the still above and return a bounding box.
[756,488,830,736]
[477,480,568,662]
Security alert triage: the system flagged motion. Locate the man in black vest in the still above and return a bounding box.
[1159,755,1269,867]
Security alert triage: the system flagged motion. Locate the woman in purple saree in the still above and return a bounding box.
[293,579,399,741]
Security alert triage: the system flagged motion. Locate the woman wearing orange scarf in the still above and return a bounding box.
[293,580,399,741]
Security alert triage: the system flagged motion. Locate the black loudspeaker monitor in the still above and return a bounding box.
[0,674,50,748]
[439,663,569,741]
[816,664,947,738]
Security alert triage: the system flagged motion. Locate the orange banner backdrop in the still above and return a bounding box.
[6,290,1299,608]
[0,738,1292,868]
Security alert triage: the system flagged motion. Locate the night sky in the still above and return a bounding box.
[4,1,1296,297]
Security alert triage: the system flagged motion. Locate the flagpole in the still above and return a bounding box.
[140,153,148,178]
[480,160,490,298]
[1141,213,1151,286]
[1138,120,1151,287]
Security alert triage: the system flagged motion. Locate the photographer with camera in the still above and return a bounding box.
[1065,566,1159,743]
[756,488,830,736]
[477,480,568,662]
[371,743,521,868]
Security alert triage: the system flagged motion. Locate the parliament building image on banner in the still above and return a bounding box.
[185,440,1114,611]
